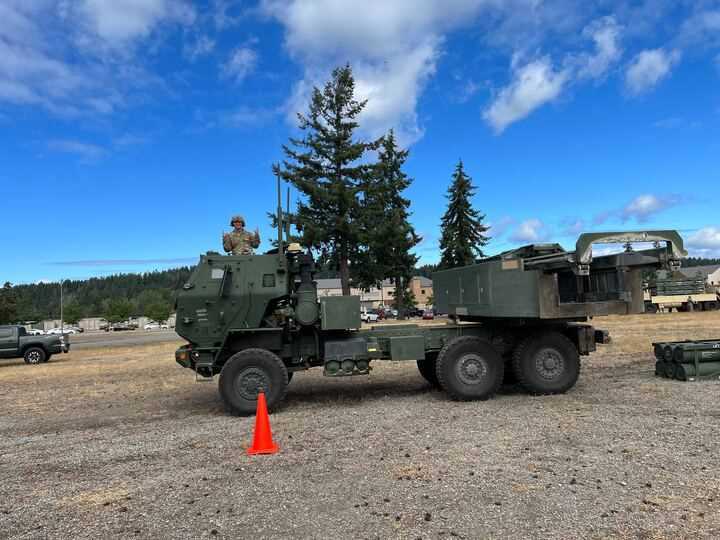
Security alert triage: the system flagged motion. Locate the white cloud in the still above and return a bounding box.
[483,15,624,134]
[77,0,195,44]
[625,48,681,96]
[213,0,244,29]
[561,218,585,236]
[510,219,548,243]
[226,106,279,127]
[686,227,720,257]
[263,0,490,144]
[0,1,189,116]
[576,16,623,80]
[48,139,107,161]
[679,10,720,48]
[621,193,681,222]
[184,35,215,61]
[487,216,515,238]
[223,47,258,83]
[483,56,569,134]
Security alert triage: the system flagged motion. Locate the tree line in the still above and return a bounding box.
[0,268,192,325]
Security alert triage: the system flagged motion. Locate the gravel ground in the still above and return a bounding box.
[1,313,719,540]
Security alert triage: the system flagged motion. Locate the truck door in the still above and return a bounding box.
[0,327,17,358]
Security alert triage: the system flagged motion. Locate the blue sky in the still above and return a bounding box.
[2,0,720,285]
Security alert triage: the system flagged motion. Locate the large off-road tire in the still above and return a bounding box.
[24,347,46,365]
[435,336,504,401]
[512,332,580,395]
[416,352,440,387]
[218,348,289,416]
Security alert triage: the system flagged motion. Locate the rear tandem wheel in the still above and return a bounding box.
[435,336,504,401]
[511,332,580,395]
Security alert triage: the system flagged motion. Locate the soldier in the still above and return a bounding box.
[223,215,260,255]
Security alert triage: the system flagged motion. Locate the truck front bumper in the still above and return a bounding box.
[175,345,192,368]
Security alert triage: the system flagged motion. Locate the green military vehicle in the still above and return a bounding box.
[174,220,686,415]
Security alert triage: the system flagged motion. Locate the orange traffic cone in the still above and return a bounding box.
[247,391,279,455]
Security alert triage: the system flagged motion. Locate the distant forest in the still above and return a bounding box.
[10,267,193,322]
[682,257,720,268]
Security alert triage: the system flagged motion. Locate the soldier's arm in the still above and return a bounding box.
[222,233,233,252]
[252,228,260,248]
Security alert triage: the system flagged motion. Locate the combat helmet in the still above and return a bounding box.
[230,214,245,226]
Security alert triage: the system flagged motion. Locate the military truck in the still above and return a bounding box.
[0,325,70,364]
[644,272,719,313]
[173,198,686,415]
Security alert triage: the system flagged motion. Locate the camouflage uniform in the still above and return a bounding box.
[223,215,260,255]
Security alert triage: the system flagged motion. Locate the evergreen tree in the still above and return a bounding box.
[273,64,373,295]
[63,302,83,325]
[105,298,135,324]
[438,160,490,269]
[355,130,420,317]
[0,282,18,324]
[146,301,172,324]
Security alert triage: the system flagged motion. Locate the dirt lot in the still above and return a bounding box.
[1,312,719,539]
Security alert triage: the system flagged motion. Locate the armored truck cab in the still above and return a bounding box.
[174,230,687,416]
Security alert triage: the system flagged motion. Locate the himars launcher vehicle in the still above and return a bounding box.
[173,195,687,415]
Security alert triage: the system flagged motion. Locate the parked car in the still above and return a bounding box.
[27,329,45,335]
[109,322,133,331]
[422,309,435,320]
[47,327,77,335]
[360,311,379,323]
[0,325,70,364]
[144,322,169,330]
[407,308,424,318]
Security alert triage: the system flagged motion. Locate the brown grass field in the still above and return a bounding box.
[1,311,719,539]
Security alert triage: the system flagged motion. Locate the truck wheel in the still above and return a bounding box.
[218,348,289,416]
[416,352,440,387]
[24,347,47,365]
[512,332,579,395]
[435,336,503,401]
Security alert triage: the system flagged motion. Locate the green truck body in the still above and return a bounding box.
[174,229,686,415]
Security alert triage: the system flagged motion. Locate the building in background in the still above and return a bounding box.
[409,276,433,308]
[679,265,720,289]
[316,277,434,309]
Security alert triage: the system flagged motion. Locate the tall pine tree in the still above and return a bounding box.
[355,130,420,316]
[0,282,18,324]
[438,160,490,269]
[273,65,372,295]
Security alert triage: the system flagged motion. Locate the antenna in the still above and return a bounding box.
[285,187,291,242]
[276,172,284,257]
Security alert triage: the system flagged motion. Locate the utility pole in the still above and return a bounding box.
[59,279,67,334]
